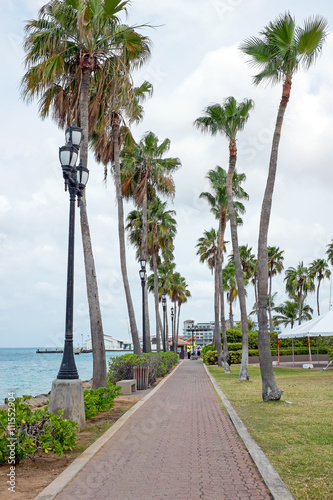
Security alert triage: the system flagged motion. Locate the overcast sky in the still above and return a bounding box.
[1,0,333,348]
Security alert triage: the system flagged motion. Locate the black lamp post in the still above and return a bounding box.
[57,123,89,379]
[162,292,166,352]
[139,257,146,353]
[171,307,175,352]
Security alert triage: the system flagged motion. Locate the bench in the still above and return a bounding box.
[117,379,137,395]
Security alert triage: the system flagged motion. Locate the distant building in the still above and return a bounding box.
[85,335,133,351]
[183,320,218,347]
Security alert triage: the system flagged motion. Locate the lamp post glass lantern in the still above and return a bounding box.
[57,124,88,380]
[139,258,147,353]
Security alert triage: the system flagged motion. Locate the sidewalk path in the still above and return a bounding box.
[55,360,271,500]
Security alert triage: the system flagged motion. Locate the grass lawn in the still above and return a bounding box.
[208,364,333,500]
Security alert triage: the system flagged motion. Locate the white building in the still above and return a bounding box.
[85,334,133,351]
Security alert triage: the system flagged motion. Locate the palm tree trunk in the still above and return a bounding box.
[158,310,164,351]
[153,253,161,352]
[175,303,180,356]
[111,112,141,356]
[142,188,151,352]
[254,273,258,322]
[257,75,291,401]
[218,214,230,372]
[172,302,177,353]
[79,68,106,389]
[298,286,303,325]
[268,268,273,331]
[226,140,249,381]
[317,280,321,316]
[214,253,223,367]
[229,294,234,328]
[165,304,169,350]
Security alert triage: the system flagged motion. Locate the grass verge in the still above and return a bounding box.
[208,364,333,500]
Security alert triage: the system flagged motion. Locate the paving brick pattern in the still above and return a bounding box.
[55,360,271,500]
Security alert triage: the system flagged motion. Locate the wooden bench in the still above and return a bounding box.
[117,379,137,395]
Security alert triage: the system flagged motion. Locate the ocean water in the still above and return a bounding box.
[0,348,130,403]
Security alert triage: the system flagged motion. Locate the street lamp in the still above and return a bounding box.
[139,257,146,353]
[162,292,166,352]
[171,307,175,352]
[48,123,87,429]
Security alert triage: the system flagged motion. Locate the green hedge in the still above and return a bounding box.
[203,349,242,365]
[108,352,178,387]
[228,342,242,351]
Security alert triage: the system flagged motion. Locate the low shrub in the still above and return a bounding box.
[229,351,242,364]
[228,342,242,351]
[0,396,77,464]
[84,380,121,419]
[202,345,215,358]
[108,351,178,387]
[204,350,218,365]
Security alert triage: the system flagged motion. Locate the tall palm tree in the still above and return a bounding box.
[273,299,313,329]
[127,198,177,351]
[309,258,330,316]
[157,259,176,346]
[267,246,284,331]
[240,12,327,401]
[93,83,153,357]
[121,131,181,351]
[223,260,238,329]
[200,166,248,373]
[196,228,223,366]
[195,96,254,381]
[21,0,151,387]
[284,262,315,325]
[169,273,191,352]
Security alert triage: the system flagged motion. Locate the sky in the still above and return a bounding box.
[1,0,333,348]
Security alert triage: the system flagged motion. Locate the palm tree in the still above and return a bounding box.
[284,262,315,325]
[121,131,181,351]
[169,273,191,352]
[273,300,313,329]
[309,258,331,316]
[93,84,153,357]
[21,0,151,387]
[223,260,238,329]
[240,12,327,401]
[127,198,177,351]
[200,166,248,373]
[267,247,284,331]
[195,96,254,381]
[157,259,176,346]
[196,228,223,366]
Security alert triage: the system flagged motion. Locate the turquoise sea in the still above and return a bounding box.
[0,348,130,403]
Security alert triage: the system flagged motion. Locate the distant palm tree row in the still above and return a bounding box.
[194,11,328,401]
[198,231,333,333]
[21,2,328,402]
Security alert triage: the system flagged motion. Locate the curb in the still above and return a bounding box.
[204,364,294,500]
[35,361,183,500]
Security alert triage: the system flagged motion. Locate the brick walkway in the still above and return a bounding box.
[55,360,271,500]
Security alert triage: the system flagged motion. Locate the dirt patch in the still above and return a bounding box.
[0,397,139,499]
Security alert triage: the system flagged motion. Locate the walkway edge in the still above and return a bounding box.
[35,361,183,500]
[204,364,294,500]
